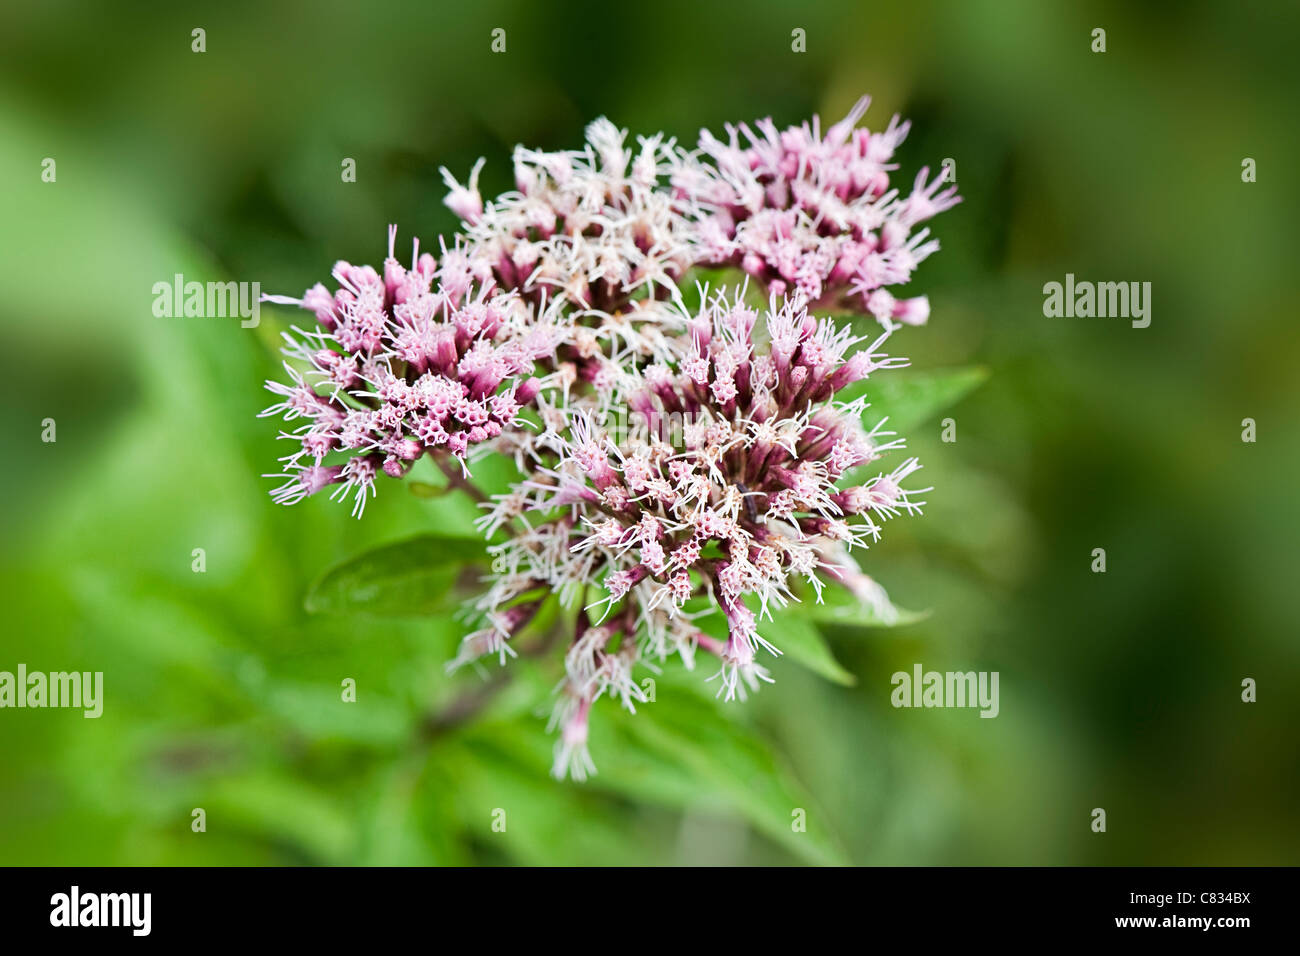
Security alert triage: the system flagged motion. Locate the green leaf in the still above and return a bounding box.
[848,364,989,433]
[697,603,856,686]
[766,614,857,685]
[304,534,488,617]
[440,733,645,866]
[356,756,463,866]
[204,772,356,864]
[262,680,411,746]
[797,585,930,629]
[595,693,848,866]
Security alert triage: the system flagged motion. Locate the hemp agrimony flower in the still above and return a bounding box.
[260,227,561,514]
[444,119,692,312]
[674,96,960,323]
[466,288,928,778]
[258,97,961,782]
[442,119,695,384]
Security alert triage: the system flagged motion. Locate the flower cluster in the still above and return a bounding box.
[261,226,560,515]
[442,119,692,382]
[463,290,927,776]
[259,97,959,779]
[444,120,691,312]
[672,95,960,323]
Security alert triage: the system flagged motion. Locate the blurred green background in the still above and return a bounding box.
[2,0,1297,865]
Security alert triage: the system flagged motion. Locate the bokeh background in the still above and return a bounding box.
[2,0,1297,865]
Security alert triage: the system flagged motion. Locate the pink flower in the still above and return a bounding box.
[445,119,694,318]
[258,102,962,779]
[675,96,960,321]
[260,226,558,515]
[469,288,928,747]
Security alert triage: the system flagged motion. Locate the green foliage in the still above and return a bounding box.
[304,534,489,617]
[796,586,930,631]
[765,614,858,687]
[593,689,849,865]
[698,601,859,686]
[846,363,989,434]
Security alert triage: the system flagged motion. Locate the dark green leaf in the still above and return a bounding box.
[304,534,488,617]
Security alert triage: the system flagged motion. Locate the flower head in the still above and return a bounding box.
[445,120,697,385]
[467,287,929,774]
[260,226,559,514]
[259,99,959,782]
[674,96,960,321]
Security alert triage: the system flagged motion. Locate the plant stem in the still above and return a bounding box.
[419,671,511,741]
[417,612,568,743]
[433,454,488,504]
